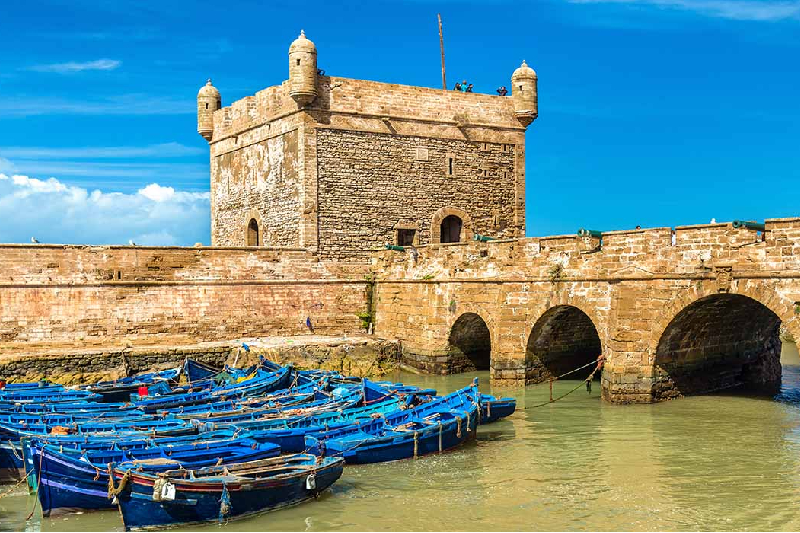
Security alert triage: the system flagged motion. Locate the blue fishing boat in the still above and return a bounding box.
[0,417,195,441]
[0,439,26,479]
[183,358,219,382]
[191,386,364,426]
[216,391,413,452]
[21,429,247,491]
[33,437,280,516]
[173,388,324,421]
[0,400,141,415]
[114,454,344,531]
[479,393,516,424]
[0,386,101,404]
[305,381,481,464]
[135,366,293,413]
[157,379,323,418]
[87,368,181,403]
[0,418,192,478]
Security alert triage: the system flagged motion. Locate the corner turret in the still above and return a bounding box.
[197,79,221,142]
[511,60,538,127]
[289,30,318,107]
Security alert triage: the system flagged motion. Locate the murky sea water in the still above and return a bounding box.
[3,352,800,531]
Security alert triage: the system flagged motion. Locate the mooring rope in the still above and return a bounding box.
[0,475,29,500]
[25,447,44,520]
[525,361,603,410]
[7,440,22,461]
[551,359,599,381]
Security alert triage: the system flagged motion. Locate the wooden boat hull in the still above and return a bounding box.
[0,440,24,479]
[310,404,479,464]
[34,439,281,516]
[305,382,481,464]
[37,447,117,514]
[480,395,516,424]
[115,455,344,531]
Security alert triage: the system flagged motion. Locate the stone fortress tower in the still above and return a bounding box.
[198,31,537,258]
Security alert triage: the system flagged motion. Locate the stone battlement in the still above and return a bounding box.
[374,218,800,281]
[211,76,522,144]
[0,243,360,285]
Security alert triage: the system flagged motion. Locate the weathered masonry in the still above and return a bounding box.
[0,245,371,349]
[4,221,799,404]
[372,219,800,403]
[197,32,537,259]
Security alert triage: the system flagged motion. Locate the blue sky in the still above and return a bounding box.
[1,0,798,245]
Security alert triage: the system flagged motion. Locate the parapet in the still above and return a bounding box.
[373,220,800,281]
[210,76,521,144]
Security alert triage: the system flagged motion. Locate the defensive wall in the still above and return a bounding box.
[0,244,374,382]
[372,218,800,403]
[3,218,800,403]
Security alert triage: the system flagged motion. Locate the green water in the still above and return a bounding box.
[4,356,800,531]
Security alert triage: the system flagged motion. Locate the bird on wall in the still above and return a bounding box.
[31,237,39,243]
[128,239,136,246]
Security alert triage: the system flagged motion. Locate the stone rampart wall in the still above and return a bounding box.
[0,245,371,357]
[372,218,800,402]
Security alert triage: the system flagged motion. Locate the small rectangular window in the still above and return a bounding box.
[397,229,416,247]
[296,59,301,66]
[447,157,453,176]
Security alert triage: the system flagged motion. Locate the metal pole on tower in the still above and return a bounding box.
[438,13,446,90]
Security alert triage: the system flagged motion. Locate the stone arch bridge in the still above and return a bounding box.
[372,218,800,403]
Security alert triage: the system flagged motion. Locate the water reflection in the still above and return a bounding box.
[0,346,798,531]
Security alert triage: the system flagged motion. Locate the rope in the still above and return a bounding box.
[550,359,599,381]
[0,475,28,499]
[25,447,44,521]
[525,364,602,410]
[413,431,418,458]
[106,465,131,498]
[7,440,22,461]
[219,483,231,522]
[438,423,443,453]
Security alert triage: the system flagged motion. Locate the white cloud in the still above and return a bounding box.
[568,0,800,21]
[0,94,191,117]
[0,161,207,181]
[27,59,122,74]
[139,183,176,202]
[0,174,210,246]
[0,143,204,159]
[138,183,207,203]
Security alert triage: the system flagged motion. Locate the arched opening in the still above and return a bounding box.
[440,215,462,244]
[246,218,259,246]
[526,305,601,382]
[654,294,782,400]
[448,313,491,372]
